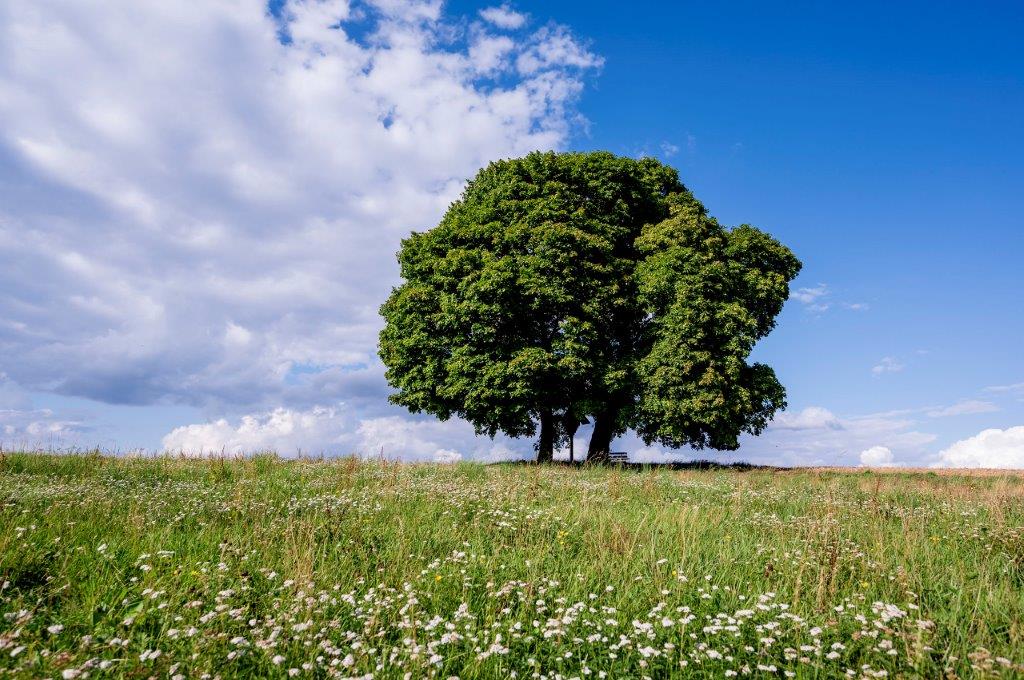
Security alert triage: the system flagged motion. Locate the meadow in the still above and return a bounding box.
[1,453,1022,679]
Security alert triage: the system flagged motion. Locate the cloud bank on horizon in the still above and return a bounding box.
[1,0,1020,467]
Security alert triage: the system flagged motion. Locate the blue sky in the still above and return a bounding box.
[1,0,1022,466]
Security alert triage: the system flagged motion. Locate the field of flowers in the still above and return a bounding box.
[1,453,1022,679]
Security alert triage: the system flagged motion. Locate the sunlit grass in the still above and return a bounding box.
[1,453,1022,678]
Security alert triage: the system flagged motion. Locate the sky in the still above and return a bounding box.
[1,0,1022,467]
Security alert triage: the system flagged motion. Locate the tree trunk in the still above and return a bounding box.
[587,408,616,463]
[537,411,555,463]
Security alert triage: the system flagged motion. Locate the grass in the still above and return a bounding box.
[1,452,1022,678]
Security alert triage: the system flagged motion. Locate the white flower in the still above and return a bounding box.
[272,655,285,665]
[47,624,64,634]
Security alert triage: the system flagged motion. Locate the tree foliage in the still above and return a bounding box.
[632,192,801,450]
[379,151,801,461]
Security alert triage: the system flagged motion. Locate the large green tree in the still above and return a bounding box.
[378,151,800,462]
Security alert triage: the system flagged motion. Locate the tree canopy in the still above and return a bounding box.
[378,151,801,462]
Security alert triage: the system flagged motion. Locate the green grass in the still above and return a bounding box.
[1,453,1022,678]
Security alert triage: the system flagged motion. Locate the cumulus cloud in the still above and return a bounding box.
[516,25,603,75]
[479,4,527,29]
[0,1,600,441]
[161,404,529,461]
[742,406,936,467]
[161,406,349,457]
[933,426,1024,469]
[858,445,896,467]
[579,404,938,468]
[432,449,463,463]
[871,357,904,375]
[770,406,843,431]
[0,409,86,447]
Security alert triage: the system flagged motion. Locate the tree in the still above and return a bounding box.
[378,151,800,462]
[629,191,802,453]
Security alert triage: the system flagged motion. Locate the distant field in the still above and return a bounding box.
[805,466,1024,478]
[1,454,1022,678]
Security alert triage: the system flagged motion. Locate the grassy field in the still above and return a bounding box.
[1,454,1022,678]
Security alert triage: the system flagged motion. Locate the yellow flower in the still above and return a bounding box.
[435,574,442,582]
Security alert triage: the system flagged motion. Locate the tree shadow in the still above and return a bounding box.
[495,459,788,472]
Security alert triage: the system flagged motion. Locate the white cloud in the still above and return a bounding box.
[584,403,938,468]
[161,404,529,461]
[162,406,348,457]
[770,406,842,431]
[0,0,600,438]
[789,283,830,312]
[741,405,937,467]
[934,426,1024,469]
[0,408,87,448]
[479,4,527,29]
[858,445,896,467]
[871,357,904,375]
[790,284,828,304]
[516,25,603,75]
[926,400,999,418]
[432,448,463,463]
[789,283,868,314]
[0,376,89,448]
